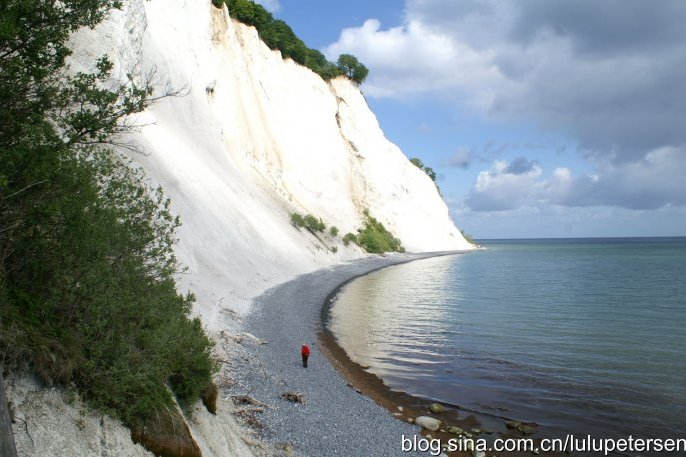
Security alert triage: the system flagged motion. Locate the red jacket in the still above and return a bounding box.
[301,344,310,357]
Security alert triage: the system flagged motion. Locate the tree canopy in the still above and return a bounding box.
[214,0,369,84]
[336,54,369,85]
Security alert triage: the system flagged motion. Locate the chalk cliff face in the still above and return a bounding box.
[69,0,472,324]
[9,1,472,456]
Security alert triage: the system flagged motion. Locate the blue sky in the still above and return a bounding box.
[256,0,686,239]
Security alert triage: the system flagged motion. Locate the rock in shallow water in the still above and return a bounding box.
[429,403,446,414]
[447,426,464,435]
[517,423,537,435]
[415,416,441,431]
[505,420,521,429]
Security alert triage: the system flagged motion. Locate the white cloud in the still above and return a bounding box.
[465,149,686,213]
[326,0,686,214]
[325,0,686,159]
[466,158,544,211]
[324,18,504,102]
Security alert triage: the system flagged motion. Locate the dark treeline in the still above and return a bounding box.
[0,0,216,449]
[213,0,369,84]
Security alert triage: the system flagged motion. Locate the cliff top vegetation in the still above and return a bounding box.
[212,0,369,84]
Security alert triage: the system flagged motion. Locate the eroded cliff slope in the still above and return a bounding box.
[69,0,472,323]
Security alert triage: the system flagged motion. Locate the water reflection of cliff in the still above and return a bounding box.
[329,255,460,380]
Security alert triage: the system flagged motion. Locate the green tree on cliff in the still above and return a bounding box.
[336,53,369,84]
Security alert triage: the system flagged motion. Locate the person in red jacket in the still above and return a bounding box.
[301,344,310,368]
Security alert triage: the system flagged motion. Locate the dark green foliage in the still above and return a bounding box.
[336,54,369,85]
[201,382,219,415]
[355,211,404,254]
[303,214,325,233]
[214,0,367,83]
[342,232,357,246]
[329,226,339,237]
[290,212,305,228]
[290,212,325,233]
[0,0,215,433]
[410,157,436,182]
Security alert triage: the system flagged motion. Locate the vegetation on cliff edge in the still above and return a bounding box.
[212,0,369,84]
[0,0,216,438]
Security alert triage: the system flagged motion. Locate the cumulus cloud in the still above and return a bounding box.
[465,150,686,212]
[465,158,543,211]
[324,18,503,102]
[325,0,686,161]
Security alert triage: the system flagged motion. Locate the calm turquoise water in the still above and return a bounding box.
[329,238,686,439]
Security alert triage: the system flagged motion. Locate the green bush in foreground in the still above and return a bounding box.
[0,0,215,431]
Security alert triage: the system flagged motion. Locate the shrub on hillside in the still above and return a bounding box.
[356,211,404,254]
[303,214,325,233]
[329,226,339,237]
[0,0,216,443]
[342,232,357,246]
[290,212,305,228]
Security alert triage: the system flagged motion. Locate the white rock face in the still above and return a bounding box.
[6,374,259,457]
[70,0,472,323]
[7,376,153,457]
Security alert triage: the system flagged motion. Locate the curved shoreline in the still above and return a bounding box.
[317,253,571,457]
[230,251,562,457]
[230,252,465,456]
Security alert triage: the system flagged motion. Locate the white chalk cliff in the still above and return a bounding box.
[8,0,473,455]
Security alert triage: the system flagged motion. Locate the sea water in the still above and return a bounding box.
[329,238,686,440]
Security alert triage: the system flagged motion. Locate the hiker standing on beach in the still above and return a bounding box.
[301,344,310,368]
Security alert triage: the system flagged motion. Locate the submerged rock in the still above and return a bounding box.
[447,426,464,435]
[505,420,537,435]
[517,423,536,435]
[429,403,446,414]
[505,420,521,430]
[415,416,441,431]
